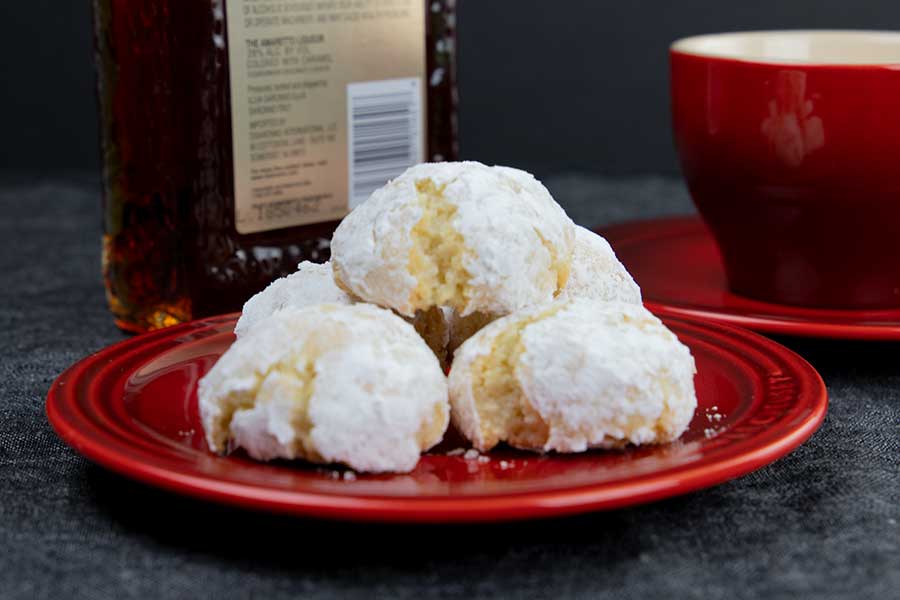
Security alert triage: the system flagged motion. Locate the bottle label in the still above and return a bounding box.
[226,0,426,234]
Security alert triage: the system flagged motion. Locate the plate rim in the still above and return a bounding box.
[600,216,900,341]
[46,313,827,523]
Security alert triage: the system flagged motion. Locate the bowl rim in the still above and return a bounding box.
[670,30,900,68]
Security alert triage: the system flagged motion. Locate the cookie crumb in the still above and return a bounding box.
[705,407,724,423]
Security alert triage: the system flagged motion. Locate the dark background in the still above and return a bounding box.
[1,5,899,598]
[1,1,899,177]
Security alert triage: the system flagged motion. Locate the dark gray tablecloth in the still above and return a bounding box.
[1,173,896,599]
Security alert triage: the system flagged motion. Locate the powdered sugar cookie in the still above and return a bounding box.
[445,226,641,355]
[200,303,449,473]
[559,226,641,304]
[331,162,575,318]
[449,300,696,453]
[235,261,452,367]
[234,261,353,338]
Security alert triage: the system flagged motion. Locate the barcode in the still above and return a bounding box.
[347,78,423,209]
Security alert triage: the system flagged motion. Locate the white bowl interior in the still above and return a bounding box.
[672,31,900,65]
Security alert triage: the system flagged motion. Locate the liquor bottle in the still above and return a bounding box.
[93,0,459,332]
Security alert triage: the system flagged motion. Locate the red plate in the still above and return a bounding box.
[602,217,900,340]
[47,313,826,523]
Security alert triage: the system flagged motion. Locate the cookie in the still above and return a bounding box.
[331,162,575,318]
[559,226,641,304]
[200,303,450,473]
[449,300,696,452]
[234,261,353,338]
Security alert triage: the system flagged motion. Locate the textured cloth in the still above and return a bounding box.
[0,173,897,599]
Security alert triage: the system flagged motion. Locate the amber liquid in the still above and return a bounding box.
[93,0,458,332]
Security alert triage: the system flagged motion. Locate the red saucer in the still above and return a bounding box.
[601,217,900,340]
[47,313,826,523]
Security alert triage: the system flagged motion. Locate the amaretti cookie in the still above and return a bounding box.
[200,303,450,473]
[331,162,576,318]
[234,261,353,338]
[234,261,452,367]
[449,300,696,453]
[446,226,641,356]
[559,226,642,304]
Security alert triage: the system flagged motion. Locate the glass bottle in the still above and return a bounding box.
[93,0,459,332]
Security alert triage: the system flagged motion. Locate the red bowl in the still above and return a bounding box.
[671,30,900,310]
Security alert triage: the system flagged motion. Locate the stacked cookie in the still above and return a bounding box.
[199,162,696,473]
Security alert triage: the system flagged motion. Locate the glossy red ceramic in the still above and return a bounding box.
[47,312,826,523]
[671,32,900,309]
[602,217,900,340]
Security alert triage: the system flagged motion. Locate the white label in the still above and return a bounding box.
[347,78,424,209]
[225,0,426,234]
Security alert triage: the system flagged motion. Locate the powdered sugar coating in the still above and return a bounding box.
[559,226,642,304]
[234,262,353,338]
[450,300,697,452]
[331,161,575,317]
[199,303,449,473]
[443,228,642,353]
[234,262,453,364]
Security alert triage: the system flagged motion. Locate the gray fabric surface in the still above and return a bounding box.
[0,173,896,600]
